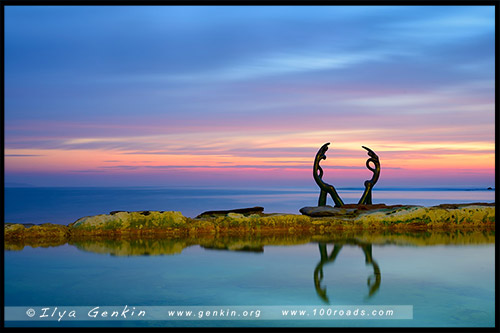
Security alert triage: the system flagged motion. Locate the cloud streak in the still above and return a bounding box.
[4,5,495,187]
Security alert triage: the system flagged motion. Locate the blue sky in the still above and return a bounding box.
[4,5,495,188]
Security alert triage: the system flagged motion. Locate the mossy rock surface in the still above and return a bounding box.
[352,204,496,227]
[70,211,186,231]
[4,203,495,245]
[4,223,69,240]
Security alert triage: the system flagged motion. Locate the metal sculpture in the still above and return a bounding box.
[313,143,344,207]
[358,146,381,205]
[313,142,380,207]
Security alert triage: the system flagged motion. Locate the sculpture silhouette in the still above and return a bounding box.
[313,142,380,206]
[313,143,344,207]
[358,146,381,205]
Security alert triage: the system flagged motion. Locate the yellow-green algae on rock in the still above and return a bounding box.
[352,204,496,228]
[4,223,69,240]
[69,211,188,236]
[4,203,495,244]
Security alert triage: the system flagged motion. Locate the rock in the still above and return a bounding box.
[196,206,265,218]
[3,203,495,245]
[110,210,155,216]
[4,223,26,239]
[300,204,404,217]
[4,223,69,240]
[227,213,247,219]
[70,211,186,233]
[353,204,496,227]
[300,205,354,217]
[434,202,495,209]
[24,223,69,238]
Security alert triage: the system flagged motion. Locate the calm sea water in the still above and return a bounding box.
[3,186,496,224]
[3,187,496,327]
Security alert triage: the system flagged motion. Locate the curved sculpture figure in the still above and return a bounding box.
[313,143,344,207]
[358,146,381,205]
[313,142,380,206]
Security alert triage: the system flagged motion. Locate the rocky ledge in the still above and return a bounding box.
[4,203,495,242]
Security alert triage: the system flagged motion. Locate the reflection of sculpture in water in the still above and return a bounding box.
[313,240,381,303]
[313,142,380,207]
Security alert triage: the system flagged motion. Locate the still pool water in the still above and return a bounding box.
[4,232,495,328]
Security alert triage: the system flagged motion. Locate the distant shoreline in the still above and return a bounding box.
[4,185,496,191]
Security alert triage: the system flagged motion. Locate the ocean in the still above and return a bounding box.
[3,186,495,225]
[4,186,496,327]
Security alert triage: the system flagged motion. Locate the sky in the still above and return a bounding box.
[4,5,496,188]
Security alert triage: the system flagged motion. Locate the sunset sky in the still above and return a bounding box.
[4,5,495,188]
